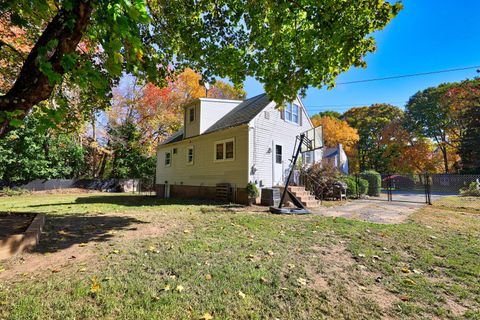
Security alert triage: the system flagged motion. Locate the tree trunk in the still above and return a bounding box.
[0,1,93,136]
[440,146,449,174]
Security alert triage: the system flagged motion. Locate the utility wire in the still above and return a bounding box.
[306,100,407,109]
[335,65,480,85]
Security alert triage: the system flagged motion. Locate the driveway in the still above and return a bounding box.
[311,191,454,224]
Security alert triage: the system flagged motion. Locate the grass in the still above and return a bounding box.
[0,193,479,319]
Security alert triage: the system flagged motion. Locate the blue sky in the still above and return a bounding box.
[242,0,480,116]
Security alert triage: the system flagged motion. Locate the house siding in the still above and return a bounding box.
[248,97,319,188]
[184,100,201,138]
[156,125,250,189]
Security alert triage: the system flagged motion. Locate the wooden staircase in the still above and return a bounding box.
[288,186,320,208]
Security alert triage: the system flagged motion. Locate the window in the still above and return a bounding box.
[173,148,177,154]
[275,145,282,164]
[303,151,312,164]
[285,103,300,124]
[186,146,194,165]
[214,138,235,162]
[164,151,171,166]
[225,141,234,159]
[188,107,195,123]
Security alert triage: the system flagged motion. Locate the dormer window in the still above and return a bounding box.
[188,107,195,123]
[285,103,299,124]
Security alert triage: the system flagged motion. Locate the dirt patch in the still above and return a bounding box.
[306,244,400,313]
[0,212,175,282]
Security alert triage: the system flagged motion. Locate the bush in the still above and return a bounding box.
[360,170,381,196]
[300,163,344,199]
[459,182,480,197]
[246,182,259,198]
[357,178,369,196]
[342,176,369,198]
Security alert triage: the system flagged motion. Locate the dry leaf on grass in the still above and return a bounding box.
[90,277,101,293]
[176,285,185,292]
[200,313,213,320]
[238,291,246,299]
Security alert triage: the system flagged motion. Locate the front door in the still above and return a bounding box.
[273,143,284,186]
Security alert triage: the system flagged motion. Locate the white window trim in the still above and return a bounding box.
[213,138,235,162]
[164,151,172,167]
[186,146,194,165]
[285,103,300,125]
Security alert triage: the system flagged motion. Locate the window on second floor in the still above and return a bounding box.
[285,103,300,124]
[188,107,195,123]
[165,151,171,166]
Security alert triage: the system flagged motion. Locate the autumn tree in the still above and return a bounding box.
[0,0,401,136]
[311,115,359,171]
[343,104,404,173]
[447,79,480,173]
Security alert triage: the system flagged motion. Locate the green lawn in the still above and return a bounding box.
[0,193,479,319]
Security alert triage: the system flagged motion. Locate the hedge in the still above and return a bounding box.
[343,176,369,198]
[360,170,381,196]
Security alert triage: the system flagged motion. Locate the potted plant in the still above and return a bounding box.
[246,182,259,206]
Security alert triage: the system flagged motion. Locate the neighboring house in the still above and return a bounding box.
[155,93,322,204]
[322,144,349,174]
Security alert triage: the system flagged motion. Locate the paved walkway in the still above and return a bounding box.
[311,192,453,224]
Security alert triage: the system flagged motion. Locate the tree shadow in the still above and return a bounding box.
[6,212,148,254]
[25,195,225,209]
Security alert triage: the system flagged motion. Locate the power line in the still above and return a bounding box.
[336,65,480,85]
[306,100,407,109]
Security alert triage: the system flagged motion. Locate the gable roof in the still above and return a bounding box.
[203,93,270,134]
[161,93,271,145]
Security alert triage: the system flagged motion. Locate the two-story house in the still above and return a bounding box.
[155,93,322,204]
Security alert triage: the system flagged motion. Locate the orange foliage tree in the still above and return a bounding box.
[311,115,359,172]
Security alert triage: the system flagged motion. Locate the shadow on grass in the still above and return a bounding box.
[25,195,227,209]
[36,213,147,254]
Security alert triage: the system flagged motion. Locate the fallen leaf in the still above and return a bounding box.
[183,229,191,234]
[90,277,101,293]
[400,295,410,301]
[111,250,120,254]
[176,285,185,292]
[200,312,213,320]
[260,277,268,283]
[51,268,61,273]
[372,255,381,260]
[238,291,246,299]
[205,274,212,281]
[79,267,87,272]
[58,230,67,235]
[162,284,171,291]
[78,243,88,247]
[412,269,423,274]
[267,250,274,256]
[0,267,5,273]
[401,267,411,274]
[429,235,438,240]
[296,278,307,286]
[287,264,296,269]
[404,278,416,285]
[358,253,366,258]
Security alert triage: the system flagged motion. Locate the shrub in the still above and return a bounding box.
[459,182,480,197]
[300,163,344,199]
[246,182,259,198]
[358,178,369,196]
[360,170,381,196]
[342,176,369,198]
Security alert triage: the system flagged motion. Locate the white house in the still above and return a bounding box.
[155,93,322,204]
